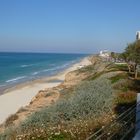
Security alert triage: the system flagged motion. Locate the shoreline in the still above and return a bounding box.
[0,58,81,96]
[0,56,91,124]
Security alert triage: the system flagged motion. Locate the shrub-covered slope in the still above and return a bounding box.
[0,56,137,140]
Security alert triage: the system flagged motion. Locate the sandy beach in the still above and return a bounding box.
[0,57,91,124]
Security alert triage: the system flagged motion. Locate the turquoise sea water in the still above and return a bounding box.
[0,52,87,90]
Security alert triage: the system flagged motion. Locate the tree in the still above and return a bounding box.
[111,52,118,62]
[122,40,140,78]
[119,52,132,72]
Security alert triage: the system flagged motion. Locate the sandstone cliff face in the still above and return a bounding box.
[62,55,107,87]
[64,56,109,86]
[64,70,88,86]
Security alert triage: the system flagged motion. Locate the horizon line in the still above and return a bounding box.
[0,51,91,55]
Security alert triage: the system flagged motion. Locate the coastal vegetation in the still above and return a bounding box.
[119,40,140,79]
[0,54,138,140]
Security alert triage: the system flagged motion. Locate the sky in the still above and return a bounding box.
[0,0,140,54]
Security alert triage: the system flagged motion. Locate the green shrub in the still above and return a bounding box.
[50,133,70,140]
[109,73,128,84]
[115,91,136,105]
[114,91,136,117]
[0,127,17,140]
[12,73,115,138]
[1,72,118,139]
[108,64,128,72]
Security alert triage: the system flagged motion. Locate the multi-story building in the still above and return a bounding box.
[136,31,140,40]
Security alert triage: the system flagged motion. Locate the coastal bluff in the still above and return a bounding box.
[0,55,100,131]
[0,55,137,140]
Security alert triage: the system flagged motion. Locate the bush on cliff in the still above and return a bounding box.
[5,73,114,139]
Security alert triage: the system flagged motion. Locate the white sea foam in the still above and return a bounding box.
[0,84,6,87]
[31,60,78,76]
[32,71,40,75]
[21,65,30,68]
[43,62,74,73]
[20,64,34,68]
[6,76,26,83]
[42,68,56,72]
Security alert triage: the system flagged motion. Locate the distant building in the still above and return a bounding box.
[136,31,140,40]
[99,50,110,58]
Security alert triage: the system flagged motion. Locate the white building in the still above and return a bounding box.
[136,31,140,40]
[99,50,110,58]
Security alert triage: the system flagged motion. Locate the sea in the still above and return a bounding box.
[0,52,87,91]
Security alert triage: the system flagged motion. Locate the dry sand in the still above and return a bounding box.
[0,57,91,124]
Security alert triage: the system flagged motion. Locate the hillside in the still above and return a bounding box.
[0,55,138,140]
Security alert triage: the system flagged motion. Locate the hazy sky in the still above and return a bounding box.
[0,0,140,53]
